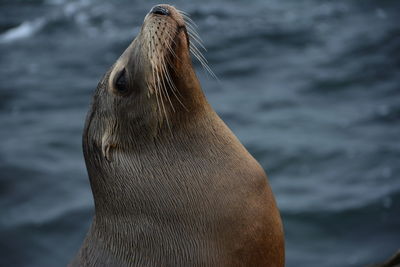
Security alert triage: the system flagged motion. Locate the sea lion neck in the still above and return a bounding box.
[83,112,219,219]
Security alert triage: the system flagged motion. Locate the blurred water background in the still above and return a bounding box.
[1,0,399,266]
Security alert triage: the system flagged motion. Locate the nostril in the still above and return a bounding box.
[150,6,169,16]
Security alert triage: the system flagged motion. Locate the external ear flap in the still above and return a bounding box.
[101,124,118,162]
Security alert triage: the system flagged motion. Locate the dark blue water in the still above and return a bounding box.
[1,0,399,266]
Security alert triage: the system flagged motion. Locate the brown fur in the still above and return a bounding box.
[70,4,284,267]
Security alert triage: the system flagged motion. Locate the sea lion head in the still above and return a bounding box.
[84,5,209,162]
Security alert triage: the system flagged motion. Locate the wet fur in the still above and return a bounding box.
[70,4,284,267]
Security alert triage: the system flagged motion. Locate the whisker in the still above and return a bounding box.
[187,31,207,52]
[162,31,181,77]
[190,43,208,63]
[159,58,175,112]
[157,41,176,131]
[161,57,188,111]
[152,65,162,120]
[150,35,165,123]
[180,12,198,28]
[156,64,171,130]
[190,46,217,79]
[161,32,188,110]
[186,26,208,54]
[185,23,202,40]
[164,31,179,58]
[178,9,190,16]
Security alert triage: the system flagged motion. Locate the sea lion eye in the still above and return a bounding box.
[115,68,127,93]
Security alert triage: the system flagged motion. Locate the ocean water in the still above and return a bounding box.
[0,0,399,266]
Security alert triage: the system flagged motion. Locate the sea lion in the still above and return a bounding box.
[70,4,284,267]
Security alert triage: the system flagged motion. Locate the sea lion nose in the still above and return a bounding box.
[150,5,170,16]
